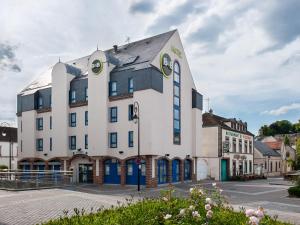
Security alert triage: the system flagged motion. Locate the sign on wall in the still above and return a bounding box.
[91,59,103,74]
[225,130,252,140]
[160,53,172,78]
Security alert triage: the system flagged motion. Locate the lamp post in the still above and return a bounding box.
[1,122,12,171]
[132,101,140,192]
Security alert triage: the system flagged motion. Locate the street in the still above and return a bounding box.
[0,179,299,225]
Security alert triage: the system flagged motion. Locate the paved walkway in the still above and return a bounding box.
[0,179,299,225]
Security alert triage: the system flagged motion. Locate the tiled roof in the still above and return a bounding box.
[19,30,176,95]
[254,141,281,157]
[202,112,254,136]
[0,127,17,143]
[264,141,282,150]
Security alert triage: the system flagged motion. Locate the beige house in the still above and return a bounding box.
[200,112,254,181]
[254,141,281,176]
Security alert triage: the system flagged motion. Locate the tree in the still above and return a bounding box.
[284,135,290,145]
[296,138,300,170]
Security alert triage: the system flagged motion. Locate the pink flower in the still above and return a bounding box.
[192,211,200,217]
[255,209,264,219]
[205,198,212,204]
[249,216,259,225]
[245,209,255,217]
[206,210,213,219]
[205,204,211,211]
[162,197,168,201]
[164,214,172,220]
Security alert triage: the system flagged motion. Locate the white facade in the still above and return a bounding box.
[200,113,254,181]
[0,139,18,170]
[17,30,203,186]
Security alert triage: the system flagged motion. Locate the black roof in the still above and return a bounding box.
[0,126,17,142]
[202,112,254,136]
[254,141,281,157]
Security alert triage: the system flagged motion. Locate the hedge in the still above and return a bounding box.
[43,185,291,225]
[288,186,300,197]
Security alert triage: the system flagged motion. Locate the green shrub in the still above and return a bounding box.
[43,186,291,225]
[288,186,300,197]
[0,165,8,170]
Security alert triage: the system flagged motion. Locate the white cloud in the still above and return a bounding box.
[262,103,300,116]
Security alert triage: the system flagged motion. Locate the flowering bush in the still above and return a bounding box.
[44,184,291,225]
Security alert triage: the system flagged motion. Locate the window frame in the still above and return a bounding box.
[50,137,52,151]
[85,87,88,101]
[110,81,117,96]
[110,107,118,123]
[85,111,88,126]
[128,78,134,93]
[128,131,134,147]
[37,96,43,109]
[69,136,76,150]
[69,113,77,127]
[70,90,76,103]
[36,118,43,131]
[109,132,118,148]
[85,134,88,149]
[36,138,43,151]
[173,61,181,145]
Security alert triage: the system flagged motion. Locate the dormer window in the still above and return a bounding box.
[128,78,133,93]
[70,90,76,103]
[37,96,43,109]
[109,81,117,96]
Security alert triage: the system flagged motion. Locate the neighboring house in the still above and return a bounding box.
[0,126,18,169]
[261,136,296,173]
[254,141,281,176]
[200,112,254,181]
[17,30,203,187]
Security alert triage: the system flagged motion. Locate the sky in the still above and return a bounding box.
[0,0,300,135]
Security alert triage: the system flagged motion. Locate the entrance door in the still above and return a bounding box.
[79,164,93,183]
[104,159,121,184]
[221,159,228,181]
[126,159,146,185]
[184,159,191,180]
[158,159,168,184]
[172,160,180,182]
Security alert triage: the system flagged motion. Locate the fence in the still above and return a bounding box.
[0,170,74,190]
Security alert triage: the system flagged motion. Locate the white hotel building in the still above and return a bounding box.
[17,30,203,187]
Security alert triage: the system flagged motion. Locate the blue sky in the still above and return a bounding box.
[0,0,300,135]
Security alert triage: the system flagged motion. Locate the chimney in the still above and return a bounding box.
[113,45,118,53]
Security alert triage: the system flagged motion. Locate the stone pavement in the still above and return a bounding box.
[0,179,299,225]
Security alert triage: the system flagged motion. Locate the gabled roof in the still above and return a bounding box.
[0,127,17,143]
[254,141,281,157]
[202,112,254,136]
[19,30,176,96]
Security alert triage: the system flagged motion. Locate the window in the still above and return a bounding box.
[85,87,88,101]
[50,138,52,151]
[249,160,252,173]
[270,161,273,172]
[21,120,22,132]
[36,139,43,151]
[49,95,52,107]
[109,81,117,96]
[109,132,117,148]
[85,135,88,149]
[173,61,181,145]
[37,96,43,109]
[128,104,134,121]
[69,113,76,127]
[20,141,22,152]
[70,90,76,103]
[0,146,2,156]
[128,78,133,93]
[128,131,134,147]
[239,139,242,153]
[110,107,118,123]
[36,118,43,130]
[50,116,52,130]
[232,138,236,153]
[244,161,248,173]
[249,141,252,154]
[85,111,88,126]
[244,140,248,153]
[69,136,76,150]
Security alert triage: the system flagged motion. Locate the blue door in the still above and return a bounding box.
[20,164,30,180]
[221,159,228,181]
[184,159,191,180]
[172,160,180,182]
[158,159,168,184]
[126,159,146,185]
[104,159,121,184]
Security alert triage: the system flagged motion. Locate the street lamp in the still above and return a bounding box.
[132,101,141,192]
[1,122,12,171]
